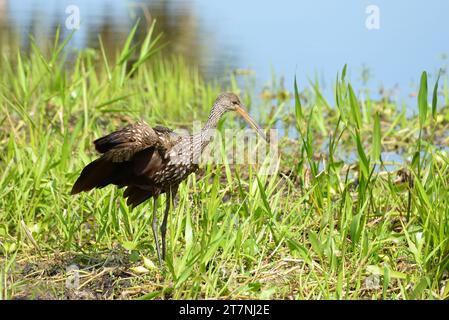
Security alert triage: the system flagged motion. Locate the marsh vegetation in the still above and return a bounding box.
[1,26,449,300]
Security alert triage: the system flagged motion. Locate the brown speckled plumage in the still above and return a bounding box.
[71,93,266,266]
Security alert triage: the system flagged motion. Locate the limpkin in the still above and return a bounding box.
[71,93,266,267]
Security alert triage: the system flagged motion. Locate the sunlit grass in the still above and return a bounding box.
[1,27,449,300]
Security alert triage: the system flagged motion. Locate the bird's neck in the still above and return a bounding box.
[191,106,226,155]
[203,105,226,130]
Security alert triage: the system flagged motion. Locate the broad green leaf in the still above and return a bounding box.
[294,75,303,124]
[138,291,161,300]
[432,70,441,119]
[350,213,362,244]
[308,231,322,257]
[355,132,369,178]
[366,265,407,279]
[348,84,362,129]
[418,71,428,127]
[411,277,429,299]
[341,64,347,82]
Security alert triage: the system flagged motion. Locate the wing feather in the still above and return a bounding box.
[71,120,175,203]
[94,121,161,162]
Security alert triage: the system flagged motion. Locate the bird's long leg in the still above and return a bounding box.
[151,196,163,267]
[160,186,177,261]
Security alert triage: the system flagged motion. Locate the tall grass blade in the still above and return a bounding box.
[432,70,441,119]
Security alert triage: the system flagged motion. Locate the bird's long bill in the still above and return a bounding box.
[235,105,267,142]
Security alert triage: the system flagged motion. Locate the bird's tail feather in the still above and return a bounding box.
[124,186,153,208]
[71,157,124,194]
[71,157,155,209]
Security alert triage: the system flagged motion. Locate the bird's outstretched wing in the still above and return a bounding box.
[71,121,175,200]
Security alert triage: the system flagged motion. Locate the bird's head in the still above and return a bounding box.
[214,92,267,141]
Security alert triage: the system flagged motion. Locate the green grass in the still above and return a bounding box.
[1,29,449,300]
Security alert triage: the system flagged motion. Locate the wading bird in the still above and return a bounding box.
[71,93,266,267]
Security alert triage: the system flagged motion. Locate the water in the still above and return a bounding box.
[1,0,448,103]
[1,0,447,168]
